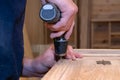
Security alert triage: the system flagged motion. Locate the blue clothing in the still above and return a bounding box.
[0,0,26,80]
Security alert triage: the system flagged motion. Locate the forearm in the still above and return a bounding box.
[22,58,46,77]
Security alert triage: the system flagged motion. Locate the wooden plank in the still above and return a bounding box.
[25,0,45,44]
[23,25,33,58]
[74,49,120,57]
[24,0,46,55]
[92,0,120,4]
[91,22,110,48]
[91,0,120,20]
[80,0,91,48]
[42,49,120,80]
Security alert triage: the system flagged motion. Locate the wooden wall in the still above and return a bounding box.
[91,0,120,49]
[80,0,120,48]
[25,0,46,56]
[91,0,120,21]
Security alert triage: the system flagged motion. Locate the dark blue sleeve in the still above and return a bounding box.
[0,0,26,80]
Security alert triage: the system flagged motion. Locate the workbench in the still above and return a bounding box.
[41,49,120,80]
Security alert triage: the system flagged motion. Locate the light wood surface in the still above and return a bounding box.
[42,49,120,80]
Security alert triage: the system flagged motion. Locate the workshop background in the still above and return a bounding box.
[21,0,120,80]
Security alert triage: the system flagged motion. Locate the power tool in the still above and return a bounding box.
[40,3,68,60]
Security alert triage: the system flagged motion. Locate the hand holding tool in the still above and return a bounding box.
[40,3,68,60]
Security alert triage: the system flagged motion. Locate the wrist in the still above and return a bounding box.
[22,58,36,77]
[22,57,50,77]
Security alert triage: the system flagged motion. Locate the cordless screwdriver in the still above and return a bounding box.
[40,3,68,60]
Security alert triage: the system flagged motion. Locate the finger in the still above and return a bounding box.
[50,31,65,39]
[65,21,75,40]
[68,45,83,58]
[51,2,78,31]
[66,51,76,60]
[49,44,54,50]
[52,12,73,30]
[66,54,72,59]
[64,14,75,32]
[74,52,83,58]
[45,8,75,32]
[45,17,68,31]
[45,23,55,31]
[54,12,74,33]
[66,45,76,59]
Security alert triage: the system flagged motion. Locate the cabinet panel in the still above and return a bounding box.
[92,22,109,48]
[92,0,120,21]
[111,22,120,33]
[91,21,120,49]
[111,35,120,48]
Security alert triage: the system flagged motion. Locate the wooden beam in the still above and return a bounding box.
[23,25,33,58]
[80,0,91,48]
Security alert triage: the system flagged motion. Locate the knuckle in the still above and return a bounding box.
[52,26,59,30]
[60,21,67,27]
[54,24,66,31]
[74,5,78,13]
[69,6,78,14]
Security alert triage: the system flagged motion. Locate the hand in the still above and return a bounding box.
[22,45,82,77]
[66,45,82,59]
[22,45,55,77]
[41,0,78,40]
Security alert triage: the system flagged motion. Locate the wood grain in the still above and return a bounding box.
[42,49,120,80]
[91,0,120,21]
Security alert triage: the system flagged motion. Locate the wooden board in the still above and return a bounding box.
[23,25,33,58]
[42,49,120,80]
[91,0,120,21]
[80,0,91,48]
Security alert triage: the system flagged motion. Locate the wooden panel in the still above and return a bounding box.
[91,22,110,48]
[23,25,33,58]
[80,0,91,48]
[42,49,120,80]
[92,0,120,21]
[25,0,45,44]
[91,21,120,49]
[25,0,46,55]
